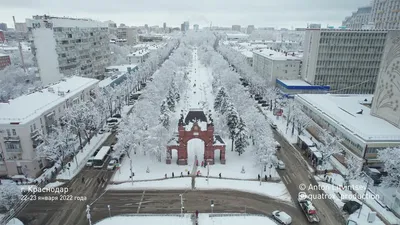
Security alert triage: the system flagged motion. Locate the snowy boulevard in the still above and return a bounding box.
[15,47,341,225]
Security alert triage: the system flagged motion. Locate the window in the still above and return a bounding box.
[6,129,10,136]
[11,129,16,136]
[5,142,21,151]
[33,123,36,130]
[17,166,23,175]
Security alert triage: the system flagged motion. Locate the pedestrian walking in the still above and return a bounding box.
[201,161,204,167]
[81,176,85,183]
[258,174,260,180]
[204,162,207,168]
[172,172,174,178]
[265,175,267,181]
[219,173,221,179]
[324,169,328,175]
[180,172,183,177]
[165,173,167,178]
[187,171,190,176]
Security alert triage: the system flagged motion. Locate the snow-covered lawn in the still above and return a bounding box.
[57,132,111,180]
[6,218,24,225]
[94,214,278,225]
[195,178,291,202]
[316,173,399,224]
[108,177,192,190]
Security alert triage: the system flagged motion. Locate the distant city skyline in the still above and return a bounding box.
[0,0,368,29]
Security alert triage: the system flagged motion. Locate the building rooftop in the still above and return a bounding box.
[296,94,400,141]
[0,53,8,57]
[0,76,99,124]
[127,50,149,57]
[279,79,311,86]
[254,49,301,61]
[105,64,138,73]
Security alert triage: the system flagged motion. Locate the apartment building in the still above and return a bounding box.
[342,6,372,29]
[116,25,137,45]
[127,49,150,64]
[232,25,241,32]
[247,25,255,34]
[370,0,400,29]
[26,15,110,85]
[0,54,11,69]
[0,76,99,177]
[253,49,302,84]
[302,28,387,94]
[371,30,400,129]
[15,23,28,33]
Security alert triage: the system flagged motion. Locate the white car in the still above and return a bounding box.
[107,160,117,170]
[86,157,94,167]
[272,210,292,225]
[277,160,286,170]
[99,127,111,134]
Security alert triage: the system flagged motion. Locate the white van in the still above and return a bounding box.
[277,160,286,170]
[272,210,292,225]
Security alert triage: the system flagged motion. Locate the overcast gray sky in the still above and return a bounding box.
[0,0,370,29]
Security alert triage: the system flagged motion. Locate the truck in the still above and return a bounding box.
[298,192,320,223]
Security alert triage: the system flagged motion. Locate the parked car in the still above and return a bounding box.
[277,160,286,170]
[275,141,281,150]
[86,157,95,167]
[99,127,111,134]
[270,123,277,129]
[112,114,122,118]
[272,210,292,225]
[107,160,117,170]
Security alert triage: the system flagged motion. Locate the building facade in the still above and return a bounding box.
[117,26,137,45]
[247,25,255,34]
[253,49,302,84]
[193,24,199,31]
[184,21,189,31]
[232,25,241,32]
[15,23,28,33]
[0,54,11,69]
[0,23,7,31]
[295,94,400,169]
[302,28,387,94]
[370,0,400,29]
[26,15,111,85]
[342,6,372,29]
[0,30,5,42]
[0,76,99,177]
[371,30,400,129]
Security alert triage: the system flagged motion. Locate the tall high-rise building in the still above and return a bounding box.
[181,23,185,32]
[184,21,189,31]
[342,6,372,29]
[371,30,400,128]
[246,25,255,34]
[0,23,7,31]
[144,24,149,31]
[117,25,137,45]
[302,28,387,94]
[14,23,28,32]
[163,22,166,30]
[370,0,400,29]
[26,15,111,85]
[193,24,199,31]
[232,25,241,32]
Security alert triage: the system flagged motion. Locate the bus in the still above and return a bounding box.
[93,146,111,169]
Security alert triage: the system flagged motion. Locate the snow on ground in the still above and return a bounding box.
[57,132,111,180]
[107,178,192,190]
[261,107,298,144]
[6,218,24,225]
[316,173,399,224]
[44,181,65,188]
[94,214,278,225]
[112,49,278,183]
[195,178,291,202]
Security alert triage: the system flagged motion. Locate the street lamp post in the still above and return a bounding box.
[358,172,372,218]
[179,194,184,216]
[207,162,210,185]
[130,157,134,186]
[107,205,111,217]
[211,200,214,213]
[86,205,92,225]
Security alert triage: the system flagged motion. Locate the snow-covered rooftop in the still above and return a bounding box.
[105,64,138,73]
[99,72,126,88]
[0,53,9,57]
[296,94,400,141]
[27,17,107,28]
[127,50,150,57]
[254,49,301,61]
[278,79,311,86]
[226,33,249,39]
[0,76,99,124]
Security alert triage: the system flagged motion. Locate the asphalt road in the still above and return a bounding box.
[272,125,345,225]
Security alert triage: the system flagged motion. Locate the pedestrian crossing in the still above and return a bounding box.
[282,174,292,184]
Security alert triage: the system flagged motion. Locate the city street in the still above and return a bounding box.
[273,128,345,225]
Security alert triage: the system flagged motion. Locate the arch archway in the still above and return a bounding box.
[167,109,226,165]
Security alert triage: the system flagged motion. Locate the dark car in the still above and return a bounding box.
[112,114,122,118]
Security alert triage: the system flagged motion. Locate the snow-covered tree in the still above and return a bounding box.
[110,44,130,65]
[235,117,249,155]
[171,80,180,102]
[159,100,170,129]
[166,89,176,112]
[378,146,400,188]
[214,87,229,114]
[226,102,239,151]
[317,131,343,168]
[345,154,363,183]
[0,182,22,210]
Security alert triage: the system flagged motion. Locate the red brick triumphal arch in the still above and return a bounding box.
[166,109,226,165]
